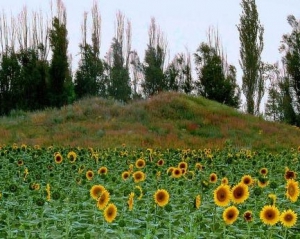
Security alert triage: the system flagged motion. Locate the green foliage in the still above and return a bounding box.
[238,0,264,114]
[48,17,74,108]
[74,44,105,99]
[194,43,240,108]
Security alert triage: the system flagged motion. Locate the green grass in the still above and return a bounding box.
[0,91,299,152]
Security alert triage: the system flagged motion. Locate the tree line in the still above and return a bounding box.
[0,0,299,126]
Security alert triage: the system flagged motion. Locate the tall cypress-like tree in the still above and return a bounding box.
[237,0,264,114]
[142,18,167,97]
[48,1,74,107]
[281,15,300,124]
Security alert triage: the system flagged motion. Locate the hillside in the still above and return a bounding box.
[0,92,299,151]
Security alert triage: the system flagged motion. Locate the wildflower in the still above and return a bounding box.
[221,177,229,185]
[154,189,170,207]
[259,168,268,176]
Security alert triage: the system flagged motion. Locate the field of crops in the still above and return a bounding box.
[0,144,299,238]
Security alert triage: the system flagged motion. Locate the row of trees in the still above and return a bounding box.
[0,0,300,126]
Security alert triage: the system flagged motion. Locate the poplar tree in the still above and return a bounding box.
[237,0,264,114]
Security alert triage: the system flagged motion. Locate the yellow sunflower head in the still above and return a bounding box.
[223,206,239,225]
[135,158,146,169]
[122,171,130,180]
[286,179,299,202]
[127,192,134,211]
[97,190,110,210]
[280,209,297,228]
[67,151,77,163]
[221,177,229,185]
[260,205,280,226]
[172,168,182,178]
[178,161,188,170]
[86,170,94,181]
[156,159,164,166]
[214,184,231,207]
[133,171,146,183]
[195,195,201,209]
[167,167,175,176]
[98,166,108,175]
[90,184,106,200]
[103,203,117,223]
[259,168,268,176]
[209,173,218,183]
[54,153,63,164]
[154,189,170,207]
[243,210,253,222]
[257,177,269,188]
[195,163,204,171]
[241,175,254,186]
[231,183,249,204]
[284,168,297,180]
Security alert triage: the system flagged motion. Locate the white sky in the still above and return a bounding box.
[1,0,300,97]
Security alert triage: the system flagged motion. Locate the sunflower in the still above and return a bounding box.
[214,184,231,207]
[67,151,77,163]
[134,185,143,200]
[133,171,146,183]
[86,170,94,181]
[280,209,297,228]
[231,183,249,204]
[223,206,239,225]
[122,171,130,180]
[167,167,176,176]
[135,158,146,169]
[127,192,134,211]
[103,203,117,223]
[195,163,204,171]
[90,184,106,200]
[221,177,229,185]
[154,189,170,207]
[98,166,108,175]
[17,159,24,166]
[284,168,296,180]
[260,205,280,226]
[209,173,218,183]
[195,195,201,209]
[259,168,268,176]
[178,162,188,170]
[54,153,63,164]
[172,168,182,178]
[257,178,269,188]
[97,190,110,210]
[243,210,253,222]
[241,175,254,186]
[156,159,164,166]
[286,179,299,202]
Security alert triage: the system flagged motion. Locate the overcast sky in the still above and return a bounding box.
[2,0,300,87]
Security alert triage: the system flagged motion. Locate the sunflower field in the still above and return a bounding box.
[0,144,300,238]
